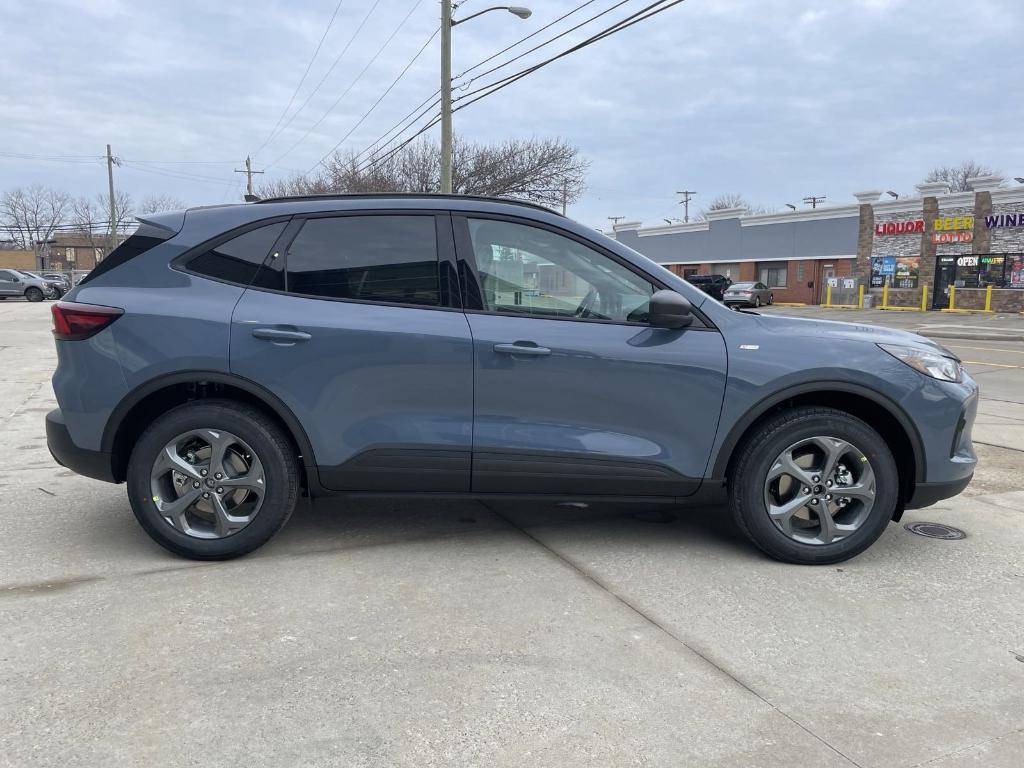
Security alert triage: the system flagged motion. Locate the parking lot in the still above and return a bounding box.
[2,299,1023,767]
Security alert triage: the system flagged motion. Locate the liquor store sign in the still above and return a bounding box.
[875,216,974,243]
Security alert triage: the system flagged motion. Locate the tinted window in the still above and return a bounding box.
[286,216,438,305]
[467,218,654,323]
[0,270,14,281]
[188,222,287,289]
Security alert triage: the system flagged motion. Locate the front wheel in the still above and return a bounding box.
[25,287,44,302]
[127,399,300,560]
[729,406,898,564]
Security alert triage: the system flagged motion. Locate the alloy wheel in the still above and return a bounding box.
[150,428,266,539]
[762,436,876,545]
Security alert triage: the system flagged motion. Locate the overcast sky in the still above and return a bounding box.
[1,0,1021,228]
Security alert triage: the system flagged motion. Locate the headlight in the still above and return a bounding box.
[878,343,963,382]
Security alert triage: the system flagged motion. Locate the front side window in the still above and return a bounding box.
[188,222,287,289]
[286,215,439,305]
[0,270,14,282]
[467,218,654,323]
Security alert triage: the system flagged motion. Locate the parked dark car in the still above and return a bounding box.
[685,273,732,300]
[724,281,774,308]
[47,194,977,565]
[42,272,72,296]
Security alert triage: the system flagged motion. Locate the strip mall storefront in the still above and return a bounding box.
[611,177,1024,312]
[856,177,1024,311]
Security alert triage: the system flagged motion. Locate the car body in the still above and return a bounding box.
[45,195,978,564]
[0,268,57,301]
[723,281,773,307]
[18,270,65,298]
[42,272,72,295]
[685,273,732,301]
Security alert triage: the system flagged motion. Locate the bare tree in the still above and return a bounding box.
[699,193,771,219]
[138,194,186,214]
[0,185,71,251]
[258,136,588,210]
[923,161,1002,192]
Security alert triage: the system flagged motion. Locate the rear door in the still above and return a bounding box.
[0,270,17,296]
[454,214,728,497]
[230,211,474,492]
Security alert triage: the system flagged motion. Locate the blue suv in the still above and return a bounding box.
[46,195,977,563]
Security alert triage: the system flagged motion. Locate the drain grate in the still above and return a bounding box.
[904,522,966,540]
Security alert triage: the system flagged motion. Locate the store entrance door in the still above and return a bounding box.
[933,256,956,309]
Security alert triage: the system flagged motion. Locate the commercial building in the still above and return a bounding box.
[610,176,1024,311]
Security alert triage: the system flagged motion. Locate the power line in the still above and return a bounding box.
[453,0,632,92]
[118,161,230,185]
[254,0,387,162]
[351,90,441,164]
[452,0,601,84]
[308,26,439,172]
[269,0,426,169]
[251,0,347,159]
[356,112,442,175]
[452,1,686,114]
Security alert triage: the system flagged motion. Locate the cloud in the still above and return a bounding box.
[0,0,1021,226]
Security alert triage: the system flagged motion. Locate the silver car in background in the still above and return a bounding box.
[0,269,57,301]
[723,281,773,308]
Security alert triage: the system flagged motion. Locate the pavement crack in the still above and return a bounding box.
[908,726,1024,767]
[481,501,866,768]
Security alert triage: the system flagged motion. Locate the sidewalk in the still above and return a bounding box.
[758,304,1024,341]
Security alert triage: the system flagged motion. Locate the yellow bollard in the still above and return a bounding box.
[825,284,832,307]
[948,285,956,311]
[985,285,992,312]
[921,283,927,312]
[858,284,865,308]
[882,282,889,309]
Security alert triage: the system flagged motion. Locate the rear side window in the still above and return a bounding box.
[286,215,438,306]
[78,222,174,285]
[188,222,287,289]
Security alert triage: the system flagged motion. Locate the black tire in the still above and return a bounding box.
[769,294,774,305]
[754,296,761,307]
[729,406,898,565]
[127,399,299,560]
[25,287,44,302]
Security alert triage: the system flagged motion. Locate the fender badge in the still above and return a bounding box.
[739,344,760,350]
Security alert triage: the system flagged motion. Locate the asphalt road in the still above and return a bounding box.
[2,300,1023,767]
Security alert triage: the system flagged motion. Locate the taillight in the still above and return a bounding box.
[51,301,123,341]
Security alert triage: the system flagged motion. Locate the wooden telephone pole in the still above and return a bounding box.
[235,156,264,202]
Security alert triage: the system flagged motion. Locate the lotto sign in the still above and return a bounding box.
[932,231,973,244]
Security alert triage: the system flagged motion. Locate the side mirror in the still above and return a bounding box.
[649,289,693,329]
[11,276,19,283]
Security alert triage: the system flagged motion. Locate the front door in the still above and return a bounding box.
[0,270,19,296]
[933,256,956,308]
[230,212,474,492]
[454,215,728,497]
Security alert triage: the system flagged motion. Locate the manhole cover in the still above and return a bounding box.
[904,522,966,540]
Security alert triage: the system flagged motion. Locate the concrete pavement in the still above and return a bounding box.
[2,300,1023,767]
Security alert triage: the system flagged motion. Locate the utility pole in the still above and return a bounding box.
[561,179,568,215]
[676,190,696,222]
[235,155,264,202]
[803,195,826,209]
[440,1,453,194]
[608,216,624,228]
[106,144,118,257]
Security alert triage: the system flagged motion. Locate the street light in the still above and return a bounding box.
[441,2,532,193]
[886,190,899,199]
[1015,177,1024,184]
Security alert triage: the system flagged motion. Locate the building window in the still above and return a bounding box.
[796,262,804,282]
[953,254,1024,289]
[759,265,787,287]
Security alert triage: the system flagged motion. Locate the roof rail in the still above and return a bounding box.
[252,192,562,216]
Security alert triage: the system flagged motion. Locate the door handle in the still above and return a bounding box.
[252,327,312,343]
[493,342,551,357]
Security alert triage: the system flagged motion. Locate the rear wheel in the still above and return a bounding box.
[25,287,44,302]
[729,406,898,564]
[754,296,761,307]
[126,400,299,560]
[768,293,774,304]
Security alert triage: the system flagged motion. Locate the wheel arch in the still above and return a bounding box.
[103,371,320,489]
[713,382,925,503]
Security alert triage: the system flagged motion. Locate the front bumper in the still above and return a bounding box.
[46,408,116,483]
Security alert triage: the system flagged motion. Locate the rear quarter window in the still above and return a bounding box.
[187,222,287,289]
[78,222,175,285]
